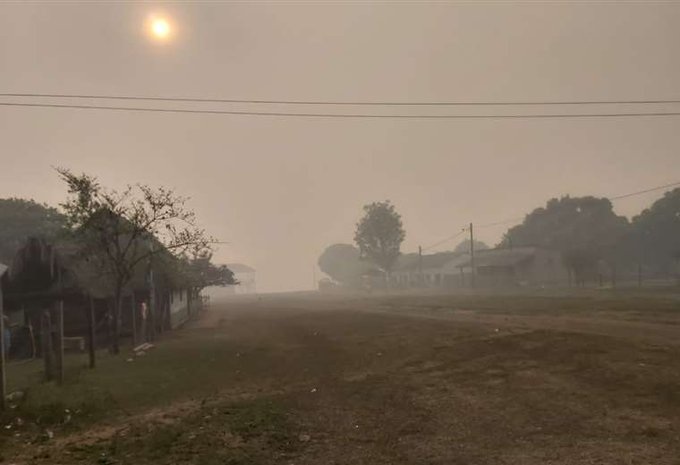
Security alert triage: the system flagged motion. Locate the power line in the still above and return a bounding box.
[422,180,680,252]
[3,101,680,119]
[422,230,466,252]
[609,181,680,200]
[4,92,680,106]
[476,217,525,229]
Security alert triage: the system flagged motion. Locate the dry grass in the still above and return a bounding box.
[3,290,680,464]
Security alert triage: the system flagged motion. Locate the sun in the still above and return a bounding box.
[148,16,172,41]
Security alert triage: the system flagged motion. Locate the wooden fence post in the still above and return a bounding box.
[55,301,64,385]
[149,290,156,342]
[131,292,137,346]
[87,296,96,369]
[156,291,163,335]
[41,310,54,382]
[0,286,6,411]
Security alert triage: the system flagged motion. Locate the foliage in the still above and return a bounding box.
[500,196,629,282]
[354,201,406,274]
[0,198,66,264]
[182,251,238,291]
[453,238,489,254]
[57,167,213,353]
[629,188,680,273]
[317,243,375,286]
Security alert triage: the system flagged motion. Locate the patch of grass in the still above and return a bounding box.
[223,398,296,448]
[63,396,299,465]
[4,327,271,423]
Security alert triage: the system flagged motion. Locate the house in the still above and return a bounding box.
[1,237,196,358]
[444,247,569,287]
[391,252,461,288]
[391,247,569,289]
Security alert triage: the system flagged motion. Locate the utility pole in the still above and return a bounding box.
[469,223,476,288]
[418,246,423,287]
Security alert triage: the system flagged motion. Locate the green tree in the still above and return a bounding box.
[629,188,680,276]
[318,243,374,287]
[354,201,406,277]
[182,251,237,295]
[0,198,66,263]
[500,196,629,284]
[57,168,212,354]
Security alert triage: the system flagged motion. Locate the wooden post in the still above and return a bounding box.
[418,246,423,287]
[469,223,476,288]
[164,291,171,330]
[106,299,113,354]
[148,264,156,341]
[0,285,6,411]
[149,292,156,342]
[638,263,643,287]
[87,297,96,369]
[156,290,164,335]
[131,291,137,346]
[55,301,64,385]
[28,320,36,359]
[41,310,54,381]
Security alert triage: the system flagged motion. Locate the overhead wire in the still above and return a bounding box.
[3,101,680,119]
[3,92,680,106]
[421,180,680,252]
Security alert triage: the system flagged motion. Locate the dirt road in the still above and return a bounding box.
[5,291,680,464]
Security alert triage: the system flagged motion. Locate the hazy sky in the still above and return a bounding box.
[1,2,680,291]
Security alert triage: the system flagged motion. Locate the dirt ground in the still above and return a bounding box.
[4,291,680,464]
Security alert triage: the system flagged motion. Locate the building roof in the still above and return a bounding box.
[449,247,542,269]
[226,263,255,273]
[394,251,460,272]
[6,237,184,300]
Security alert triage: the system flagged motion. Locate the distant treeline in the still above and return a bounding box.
[318,189,680,286]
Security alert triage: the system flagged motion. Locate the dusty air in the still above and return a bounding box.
[1,2,680,463]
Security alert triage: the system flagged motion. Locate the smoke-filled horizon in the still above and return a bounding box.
[2,2,680,291]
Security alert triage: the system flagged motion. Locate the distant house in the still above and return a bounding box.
[225,263,256,294]
[392,252,461,288]
[444,247,569,287]
[392,247,568,289]
[1,237,197,358]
